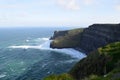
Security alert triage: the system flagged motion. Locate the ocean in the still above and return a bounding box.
[0,27,86,80]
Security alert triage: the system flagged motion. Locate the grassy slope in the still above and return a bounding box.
[44,42,120,80]
[43,73,74,80]
[51,28,83,48]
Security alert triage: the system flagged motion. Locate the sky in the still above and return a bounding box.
[0,0,120,27]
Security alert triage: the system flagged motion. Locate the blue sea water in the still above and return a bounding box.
[0,27,86,80]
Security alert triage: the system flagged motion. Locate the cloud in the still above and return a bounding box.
[84,0,94,5]
[113,0,120,11]
[115,5,120,11]
[57,0,80,10]
[0,4,25,9]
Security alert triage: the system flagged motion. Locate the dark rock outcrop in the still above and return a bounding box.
[79,24,120,53]
[50,24,120,54]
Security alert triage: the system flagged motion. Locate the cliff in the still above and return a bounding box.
[69,41,120,80]
[44,42,120,80]
[50,28,83,48]
[79,24,120,53]
[50,24,120,54]
[50,30,68,40]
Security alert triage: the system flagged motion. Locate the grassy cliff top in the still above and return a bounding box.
[50,28,83,48]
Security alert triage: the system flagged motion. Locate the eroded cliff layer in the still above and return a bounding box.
[79,24,120,53]
[50,24,120,53]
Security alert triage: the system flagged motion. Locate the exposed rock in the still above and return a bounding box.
[79,24,120,53]
[43,42,120,80]
[50,24,120,54]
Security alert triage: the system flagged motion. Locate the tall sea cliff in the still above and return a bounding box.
[50,24,120,54]
[15,24,120,80]
[44,24,120,80]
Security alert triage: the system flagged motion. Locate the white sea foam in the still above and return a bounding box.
[26,39,29,42]
[0,74,6,78]
[41,38,49,41]
[55,49,86,59]
[8,40,51,50]
[34,37,49,42]
[9,45,40,49]
[8,37,86,59]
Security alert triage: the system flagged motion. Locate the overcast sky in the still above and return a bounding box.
[0,0,120,27]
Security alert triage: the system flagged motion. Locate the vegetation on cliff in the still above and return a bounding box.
[83,68,120,80]
[70,42,120,80]
[50,28,83,48]
[43,73,74,80]
[45,24,120,80]
[50,24,120,53]
[45,42,120,80]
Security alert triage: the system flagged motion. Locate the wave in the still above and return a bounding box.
[8,40,51,50]
[8,37,86,59]
[56,49,86,59]
[41,38,49,41]
[0,74,6,78]
[33,37,49,42]
[25,39,30,42]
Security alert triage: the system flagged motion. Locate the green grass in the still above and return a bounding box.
[43,73,74,80]
[83,68,120,80]
[84,42,120,80]
[98,42,120,72]
[69,42,120,80]
[49,42,120,80]
[83,75,106,80]
[51,28,83,48]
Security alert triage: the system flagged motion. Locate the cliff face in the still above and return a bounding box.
[50,28,83,48]
[79,24,120,53]
[50,24,120,54]
[44,42,120,80]
[50,31,68,40]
